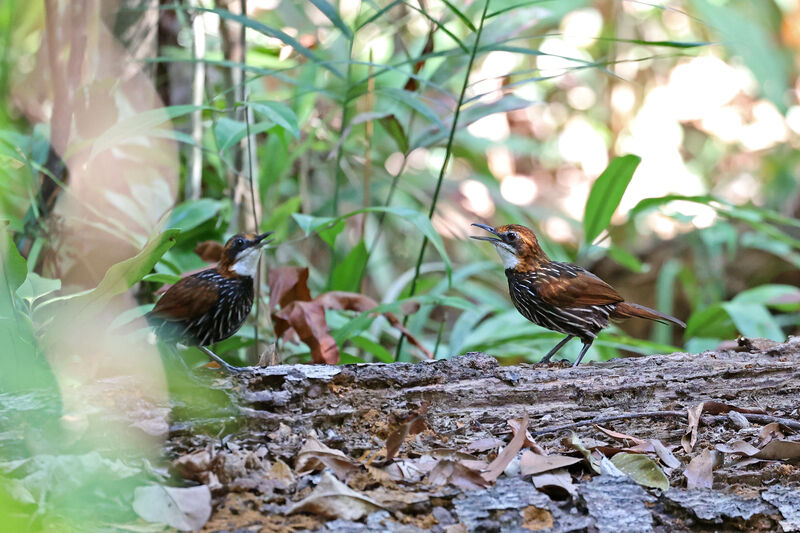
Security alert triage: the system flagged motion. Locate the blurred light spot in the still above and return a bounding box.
[471,52,519,103]
[487,146,514,178]
[651,213,679,240]
[662,8,691,32]
[460,180,495,217]
[611,84,636,114]
[543,216,574,242]
[426,147,446,171]
[722,172,761,203]
[559,177,590,218]
[673,201,717,229]
[787,105,800,134]
[739,100,788,151]
[467,111,510,141]
[668,57,741,121]
[249,0,279,11]
[538,38,590,78]
[500,175,538,206]
[407,148,428,171]
[384,152,404,175]
[700,106,743,143]
[339,0,361,19]
[558,117,608,177]
[615,47,650,79]
[567,86,596,110]
[562,8,603,48]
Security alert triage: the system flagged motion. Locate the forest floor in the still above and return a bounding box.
[162,337,800,532]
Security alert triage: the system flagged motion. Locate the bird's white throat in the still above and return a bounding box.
[232,247,262,277]
[494,244,519,269]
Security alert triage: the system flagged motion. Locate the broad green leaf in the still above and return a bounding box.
[607,245,647,273]
[250,101,300,139]
[630,194,718,218]
[329,241,367,292]
[349,335,393,363]
[214,118,281,152]
[167,198,226,235]
[141,272,182,284]
[293,213,337,235]
[732,284,800,307]
[685,303,735,339]
[262,196,302,241]
[16,273,61,305]
[611,452,669,491]
[722,302,784,342]
[583,155,640,245]
[2,231,28,292]
[38,229,180,316]
[319,220,346,248]
[309,0,352,38]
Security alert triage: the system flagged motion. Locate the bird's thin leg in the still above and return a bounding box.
[539,335,574,364]
[573,340,593,367]
[198,346,244,373]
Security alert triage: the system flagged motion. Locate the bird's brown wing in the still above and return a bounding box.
[535,263,623,307]
[150,274,219,322]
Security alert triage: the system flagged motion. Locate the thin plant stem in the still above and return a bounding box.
[395,0,491,360]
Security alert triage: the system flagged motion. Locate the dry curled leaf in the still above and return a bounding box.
[531,468,578,498]
[702,401,766,416]
[295,433,360,481]
[275,300,339,364]
[595,425,648,446]
[133,484,212,531]
[758,422,785,447]
[482,415,529,483]
[685,449,721,489]
[753,440,800,461]
[269,267,312,310]
[287,471,383,520]
[519,450,582,476]
[682,402,705,453]
[194,240,223,263]
[428,460,489,491]
[385,403,430,461]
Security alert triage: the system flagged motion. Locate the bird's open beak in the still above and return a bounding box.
[470,223,502,243]
[252,231,274,247]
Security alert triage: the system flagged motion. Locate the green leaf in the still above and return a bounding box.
[441,0,476,31]
[349,335,393,363]
[39,230,180,316]
[2,231,28,292]
[685,303,735,339]
[611,452,669,491]
[166,198,226,235]
[250,101,300,139]
[732,284,800,307]
[607,245,648,273]
[293,213,337,235]
[16,273,61,304]
[583,155,640,245]
[378,88,445,131]
[722,302,784,342]
[262,196,302,241]
[214,118,283,152]
[319,221,346,248]
[141,272,182,284]
[329,241,367,292]
[378,115,409,154]
[308,0,352,38]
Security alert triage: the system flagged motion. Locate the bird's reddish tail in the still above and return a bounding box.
[613,302,686,328]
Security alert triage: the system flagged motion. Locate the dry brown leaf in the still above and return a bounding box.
[467,437,504,452]
[753,439,800,461]
[531,468,578,498]
[269,459,295,488]
[684,449,720,489]
[482,416,529,483]
[384,403,429,461]
[508,417,546,454]
[194,240,223,263]
[276,301,339,364]
[650,439,681,469]
[287,471,383,520]
[172,449,212,483]
[295,433,360,480]
[595,425,648,446]
[758,422,785,447]
[428,460,490,491]
[702,401,766,415]
[682,402,705,453]
[715,440,761,456]
[519,450,582,476]
[269,267,312,311]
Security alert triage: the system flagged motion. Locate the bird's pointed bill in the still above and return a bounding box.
[470,223,502,243]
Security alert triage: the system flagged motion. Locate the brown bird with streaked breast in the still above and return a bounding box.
[471,223,685,366]
[147,231,272,372]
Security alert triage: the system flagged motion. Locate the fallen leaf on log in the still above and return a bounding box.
[715,439,761,456]
[429,460,490,491]
[564,432,602,474]
[685,449,721,489]
[650,439,681,469]
[287,471,384,520]
[682,402,705,453]
[295,433,360,480]
[132,484,212,532]
[384,403,429,461]
[508,417,546,454]
[702,401,766,415]
[610,452,669,491]
[467,437,505,452]
[482,416,529,482]
[531,468,578,499]
[753,440,800,461]
[595,425,648,446]
[758,422,785,447]
[519,450,582,476]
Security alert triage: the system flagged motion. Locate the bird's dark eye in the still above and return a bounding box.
[234,238,245,248]
[506,232,517,241]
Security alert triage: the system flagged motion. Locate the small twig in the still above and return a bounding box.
[530,410,800,436]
